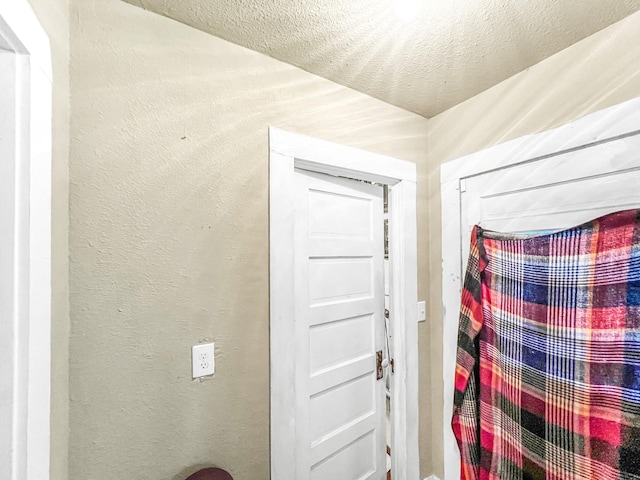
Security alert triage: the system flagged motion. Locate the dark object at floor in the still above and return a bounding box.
[185,468,233,480]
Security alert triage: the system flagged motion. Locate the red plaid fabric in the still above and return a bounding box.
[453,210,640,480]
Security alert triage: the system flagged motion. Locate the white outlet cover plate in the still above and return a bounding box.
[192,343,215,378]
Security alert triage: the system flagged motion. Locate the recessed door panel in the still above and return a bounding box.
[310,314,374,374]
[309,258,373,306]
[310,373,375,442]
[310,430,377,480]
[309,189,372,239]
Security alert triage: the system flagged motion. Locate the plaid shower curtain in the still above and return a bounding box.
[453,209,640,480]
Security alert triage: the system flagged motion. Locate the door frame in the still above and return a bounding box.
[269,127,419,480]
[439,96,640,480]
[0,2,52,480]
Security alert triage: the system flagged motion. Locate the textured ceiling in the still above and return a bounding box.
[123,0,640,117]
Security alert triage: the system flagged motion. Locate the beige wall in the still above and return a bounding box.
[34,0,640,477]
[426,10,640,478]
[68,1,429,479]
[24,0,70,479]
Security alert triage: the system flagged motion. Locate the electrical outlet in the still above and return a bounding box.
[192,343,215,378]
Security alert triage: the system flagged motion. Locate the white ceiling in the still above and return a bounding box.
[123,0,640,118]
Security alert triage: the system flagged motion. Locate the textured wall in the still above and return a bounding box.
[426,10,640,478]
[68,1,429,479]
[24,0,70,479]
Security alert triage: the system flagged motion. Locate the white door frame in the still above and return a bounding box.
[269,127,419,480]
[0,3,52,480]
[440,96,640,480]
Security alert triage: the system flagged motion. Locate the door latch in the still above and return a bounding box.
[376,351,384,380]
[376,350,390,380]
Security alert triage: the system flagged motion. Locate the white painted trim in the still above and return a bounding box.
[0,1,52,81]
[270,127,416,185]
[270,127,419,480]
[441,97,640,184]
[0,3,52,480]
[440,96,640,480]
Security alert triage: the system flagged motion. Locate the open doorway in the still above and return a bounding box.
[269,127,419,480]
[0,3,52,479]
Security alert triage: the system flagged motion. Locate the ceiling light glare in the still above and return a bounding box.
[393,0,421,21]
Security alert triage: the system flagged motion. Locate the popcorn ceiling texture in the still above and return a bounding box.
[122,0,640,117]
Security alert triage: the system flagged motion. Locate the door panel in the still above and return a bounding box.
[310,374,374,441]
[309,314,374,373]
[295,169,385,480]
[310,430,377,480]
[309,258,374,305]
[461,134,640,269]
[309,189,372,238]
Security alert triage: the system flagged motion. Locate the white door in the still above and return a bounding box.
[460,133,640,263]
[441,101,640,480]
[293,169,387,480]
[270,127,419,480]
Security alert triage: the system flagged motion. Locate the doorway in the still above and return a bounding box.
[0,3,52,479]
[269,127,419,480]
[440,97,640,480]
